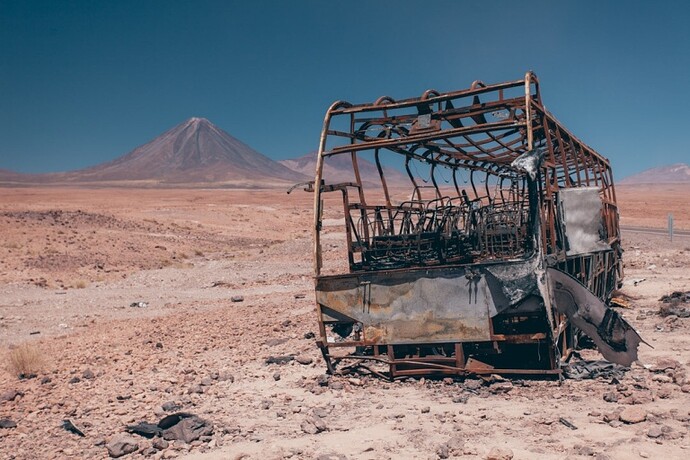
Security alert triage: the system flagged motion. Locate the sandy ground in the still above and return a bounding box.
[0,185,689,460]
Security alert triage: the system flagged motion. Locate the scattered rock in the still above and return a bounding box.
[316,374,330,387]
[620,406,647,424]
[295,356,313,365]
[485,447,514,460]
[421,406,431,414]
[304,331,315,339]
[82,368,95,379]
[107,434,139,458]
[264,338,288,347]
[0,390,21,402]
[187,385,204,395]
[160,413,213,443]
[330,381,344,390]
[273,372,281,381]
[489,382,513,394]
[152,437,169,450]
[301,419,319,435]
[651,358,680,372]
[130,301,149,308]
[260,399,273,410]
[603,391,618,403]
[445,436,465,455]
[265,355,294,365]
[230,296,244,303]
[452,394,469,404]
[647,426,663,438]
[0,418,17,428]
[315,454,346,460]
[161,401,181,412]
[68,376,81,384]
[436,443,450,459]
[464,379,483,391]
[217,371,234,382]
[140,447,157,457]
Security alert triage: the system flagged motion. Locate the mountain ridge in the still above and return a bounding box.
[620,163,690,184]
[0,118,308,186]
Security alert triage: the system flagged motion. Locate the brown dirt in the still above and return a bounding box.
[0,185,689,460]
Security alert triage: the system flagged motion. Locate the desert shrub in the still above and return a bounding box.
[7,343,44,379]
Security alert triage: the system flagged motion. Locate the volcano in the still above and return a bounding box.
[61,117,307,185]
[620,163,690,184]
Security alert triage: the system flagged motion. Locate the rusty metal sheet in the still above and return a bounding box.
[547,267,643,366]
[316,267,493,344]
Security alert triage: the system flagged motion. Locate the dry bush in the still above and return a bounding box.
[7,343,44,378]
[74,280,88,289]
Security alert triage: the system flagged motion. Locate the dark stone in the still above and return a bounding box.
[0,418,17,428]
[161,414,213,443]
[265,355,294,365]
[82,368,95,380]
[162,401,181,412]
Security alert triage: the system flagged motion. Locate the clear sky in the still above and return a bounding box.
[1,0,688,179]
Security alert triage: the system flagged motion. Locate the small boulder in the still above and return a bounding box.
[485,447,514,460]
[620,406,647,424]
[0,390,21,402]
[295,356,313,365]
[646,426,663,438]
[107,434,139,458]
[0,418,17,428]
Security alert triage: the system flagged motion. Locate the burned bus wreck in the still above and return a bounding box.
[311,72,642,377]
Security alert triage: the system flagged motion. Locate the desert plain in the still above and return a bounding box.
[0,183,689,460]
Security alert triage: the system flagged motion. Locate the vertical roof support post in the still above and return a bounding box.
[314,101,352,276]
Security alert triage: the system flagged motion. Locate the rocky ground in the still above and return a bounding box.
[0,186,689,460]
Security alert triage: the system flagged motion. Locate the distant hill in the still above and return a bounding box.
[620,163,690,184]
[279,151,408,186]
[0,118,308,187]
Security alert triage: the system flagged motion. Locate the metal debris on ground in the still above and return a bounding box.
[125,412,213,443]
[659,291,690,318]
[305,72,644,378]
[62,419,85,437]
[562,360,628,380]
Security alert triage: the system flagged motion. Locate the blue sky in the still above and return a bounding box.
[1,0,688,178]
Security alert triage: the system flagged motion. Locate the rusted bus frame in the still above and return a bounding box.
[328,75,537,116]
[313,73,624,377]
[529,102,620,257]
[557,250,620,301]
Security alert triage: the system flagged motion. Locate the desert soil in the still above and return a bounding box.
[0,185,689,460]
